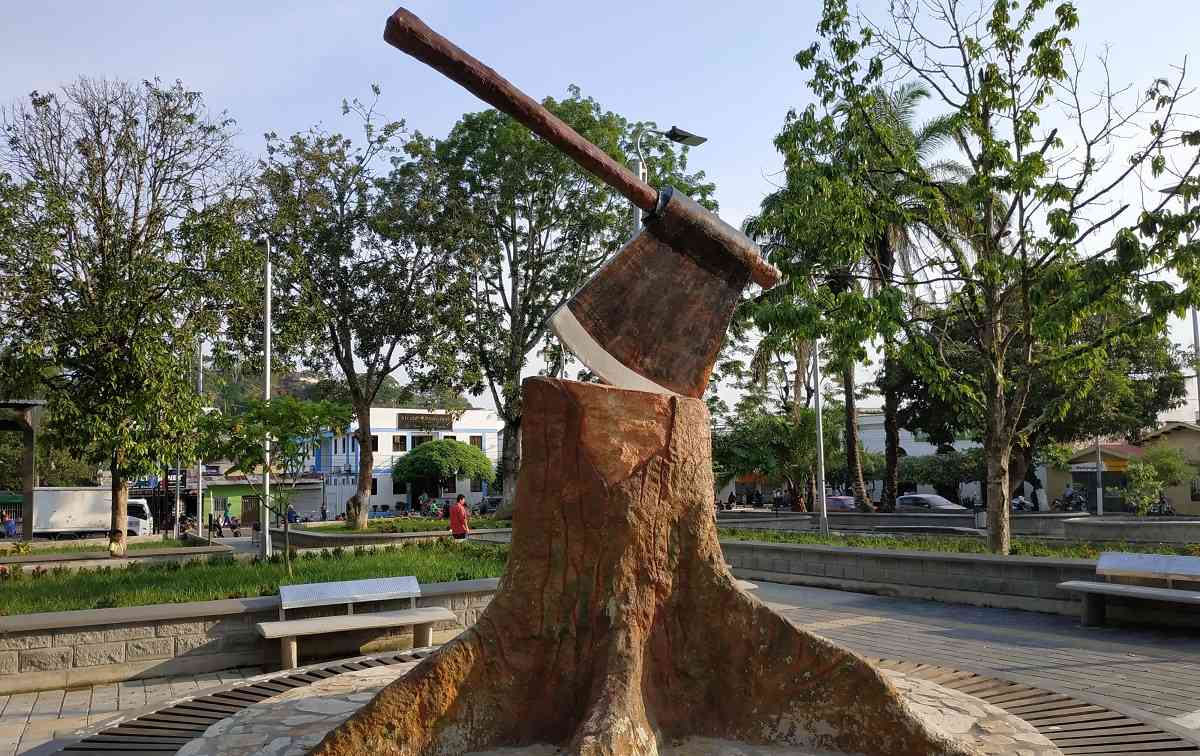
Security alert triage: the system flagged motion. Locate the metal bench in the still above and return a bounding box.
[1058,551,1200,626]
[257,576,456,669]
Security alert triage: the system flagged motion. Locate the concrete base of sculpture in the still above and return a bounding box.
[175,662,1060,756]
[311,379,1004,755]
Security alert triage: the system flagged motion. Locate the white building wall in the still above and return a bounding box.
[311,407,504,519]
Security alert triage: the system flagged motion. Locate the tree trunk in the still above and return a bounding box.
[316,378,975,756]
[495,419,521,519]
[841,364,873,511]
[1007,442,1032,505]
[984,423,1012,555]
[881,356,901,512]
[348,405,373,530]
[109,457,128,558]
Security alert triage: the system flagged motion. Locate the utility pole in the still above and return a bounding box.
[813,345,829,535]
[259,237,274,559]
[1094,438,1104,517]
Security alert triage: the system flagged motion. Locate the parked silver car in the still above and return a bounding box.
[896,494,969,512]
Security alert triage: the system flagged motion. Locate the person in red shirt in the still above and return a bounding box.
[449,494,470,540]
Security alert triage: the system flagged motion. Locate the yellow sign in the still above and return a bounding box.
[1104,458,1128,472]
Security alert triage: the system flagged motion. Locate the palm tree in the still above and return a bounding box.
[855,83,964,510]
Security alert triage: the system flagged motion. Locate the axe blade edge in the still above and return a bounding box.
[550,305,678,397]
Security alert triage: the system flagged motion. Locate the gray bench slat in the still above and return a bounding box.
[1095,551,1200,583]
[1057,580,1200,605]
[278,576,420,610]
[256,607,456,639]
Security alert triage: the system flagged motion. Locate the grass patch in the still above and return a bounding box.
[307,516,510,534]
[717,528,1200,560]
[0,540,508,616]
[3,539,195,557]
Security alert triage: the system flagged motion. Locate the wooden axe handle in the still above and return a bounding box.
[384,8,658,213]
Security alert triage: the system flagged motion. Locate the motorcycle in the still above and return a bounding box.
[1147,495,1176,517]
[1051,491,1090,513]
[1010,495,1036,512]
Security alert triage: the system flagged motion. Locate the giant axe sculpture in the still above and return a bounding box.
[384,9,782,396]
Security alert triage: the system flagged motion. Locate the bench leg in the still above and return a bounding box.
[1082,593,1106,627]
[413,622,433,649]
[281,636,298,670]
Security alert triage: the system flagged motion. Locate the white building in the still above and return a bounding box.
[311,407,504,517]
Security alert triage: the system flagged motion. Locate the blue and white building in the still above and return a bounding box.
[310,407,504,517]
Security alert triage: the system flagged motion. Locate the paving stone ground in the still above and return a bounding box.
[0,667,263,756]
[4,580,1200,753]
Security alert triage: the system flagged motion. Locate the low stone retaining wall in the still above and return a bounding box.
[1062,516,1200,544]
[0,578,499,695]
[272,527,512,549]
[720,512,1079,536]
[723,540,1200,629]
[0,543,235,572]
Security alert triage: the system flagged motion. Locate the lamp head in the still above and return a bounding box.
[664,126,707,147]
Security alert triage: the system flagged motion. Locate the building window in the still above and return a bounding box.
[1191,478,1200,502]
[371,478,378,496]
[471,478,483,493]
[412,434,433,448]
[442,478,456,493]
[443,434,457,442]
[371,435,379,452]
[470,435,483,449]
[392,435,407,452]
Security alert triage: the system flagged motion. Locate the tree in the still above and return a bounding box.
[890,302,1187,505]
[252,93,476,530]
[439,88,716,517]
[1127,444,1195,514]
[0,78,251,556]
[301,373,470,413]
[200,396,350,574]
[796,1,1200,552]
[391,438,494,509]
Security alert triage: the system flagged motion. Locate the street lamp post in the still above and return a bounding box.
[812,344,829,535]
[257,236,274,559]
[196,341,205,539]
[628,125,707,238]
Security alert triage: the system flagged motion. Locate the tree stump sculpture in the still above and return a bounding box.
[315,378,978,755]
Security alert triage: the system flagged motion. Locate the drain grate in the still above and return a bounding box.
[52,651,1198,754]
[54,649,435,754]
[872,658,1200,754]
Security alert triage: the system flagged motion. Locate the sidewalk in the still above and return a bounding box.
[754,580,1200,736]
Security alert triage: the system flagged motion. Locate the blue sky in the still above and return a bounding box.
[5,1,1195,225]
[5,1,1199,407]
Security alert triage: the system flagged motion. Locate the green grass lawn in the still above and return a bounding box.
[307,516,510,534]
[717,528,1200,559]
[3,538,195,557]
[0,541,509,616]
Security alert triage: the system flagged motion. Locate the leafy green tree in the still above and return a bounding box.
[794,1,1200,552]
[1127,445,1196,514]
[200,396,350,573]
[250,93,477,530]
[713,403,842,509]
[0,78,251,556]
[392,439,494,507]
[438,89,715,516]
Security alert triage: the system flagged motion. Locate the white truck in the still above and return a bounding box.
[32,487,154,538]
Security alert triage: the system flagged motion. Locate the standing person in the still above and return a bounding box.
[449,494,470,541]
[2,511,16,539]
[320,503,328,522]
[726,491,736,511]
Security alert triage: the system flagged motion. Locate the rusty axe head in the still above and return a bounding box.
[384,8,781,398]
[551,188,778,397]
